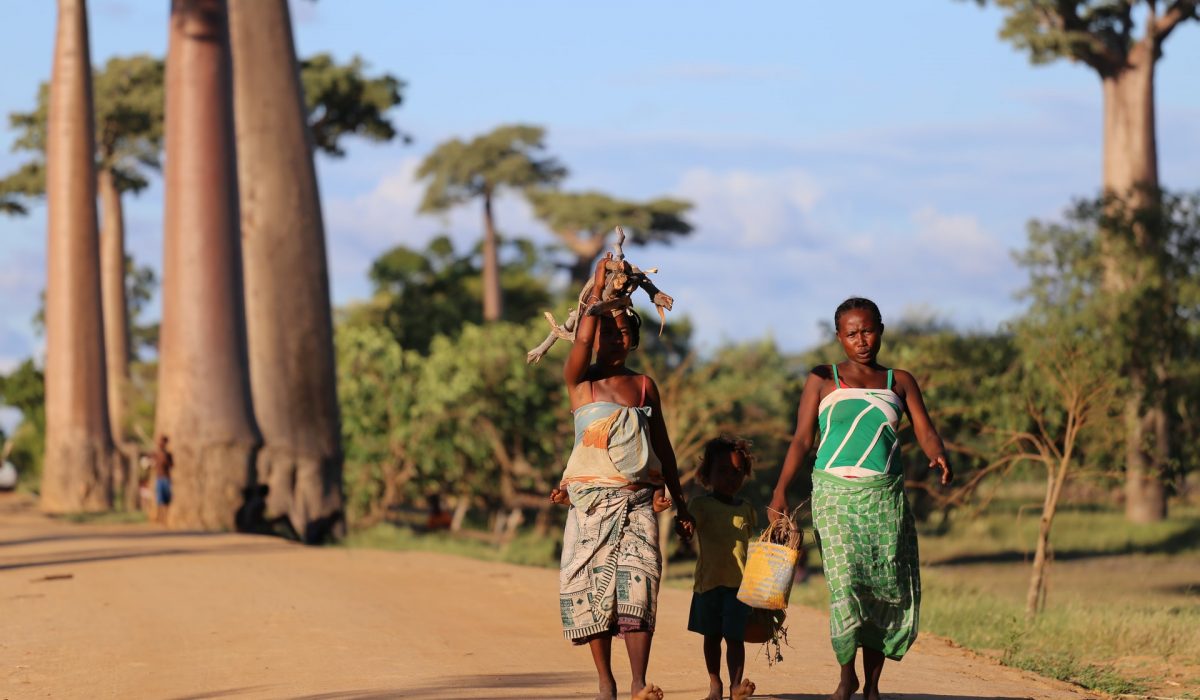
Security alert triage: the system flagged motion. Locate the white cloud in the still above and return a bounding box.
[673,168,823,249]
[912,205,1009,277]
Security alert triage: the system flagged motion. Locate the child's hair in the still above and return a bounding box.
[696,436,755,488]
[834,297,883,331]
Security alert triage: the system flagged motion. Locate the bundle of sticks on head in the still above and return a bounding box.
[526,226,675,364]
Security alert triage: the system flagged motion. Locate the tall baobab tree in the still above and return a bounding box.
[228,0,343,541]
[157,0,259,530]
[40,0,114,513]
[2,56,164,505]
[967,0,1199,521]
[417,125,566,322]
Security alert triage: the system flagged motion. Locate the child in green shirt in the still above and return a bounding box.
[686,437,758,700]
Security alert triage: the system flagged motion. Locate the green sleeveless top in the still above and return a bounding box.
[814,364,904,478]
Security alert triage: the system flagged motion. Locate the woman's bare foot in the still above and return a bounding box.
[633,683,664,700]
[862,687,880,700]
[700,678,722,700]
[830,673,859,700]
[731,678,755,700]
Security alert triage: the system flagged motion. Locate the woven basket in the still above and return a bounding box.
[736,541,798,610]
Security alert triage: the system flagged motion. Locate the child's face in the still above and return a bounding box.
[710,450,749,497]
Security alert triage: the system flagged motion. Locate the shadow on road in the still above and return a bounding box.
[0,541,286,572]
[0,530,226,548]
[771,695,1037,700]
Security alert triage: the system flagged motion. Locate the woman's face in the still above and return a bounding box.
[595,315,633,364]
[837,308,883,365]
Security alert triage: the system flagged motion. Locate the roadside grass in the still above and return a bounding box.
[60,509,148,525]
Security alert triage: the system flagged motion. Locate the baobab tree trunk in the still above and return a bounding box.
[98,167,138,508]
[41,0,114,513]
[157,0,259,530]
[481,191,503,322]
[1101,44,1169,523]
[228,0,344,542]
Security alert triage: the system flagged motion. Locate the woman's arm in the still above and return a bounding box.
[644,377,694,537]
[895,370,953,485]
[768,369,825,521]
[563,254,613,390]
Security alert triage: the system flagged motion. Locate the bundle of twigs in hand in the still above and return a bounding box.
[526,226,674,364]
[760,504,806,550]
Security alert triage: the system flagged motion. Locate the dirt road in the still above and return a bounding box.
[0,496,1093,699]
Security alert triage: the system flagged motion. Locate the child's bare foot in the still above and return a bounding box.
[830,673,859,700]
[633,683,664,700]
[700,678,722,700]
[731,678,755,700]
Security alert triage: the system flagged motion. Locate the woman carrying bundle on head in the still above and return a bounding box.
[769,297,953,700]
[550,253,692,700]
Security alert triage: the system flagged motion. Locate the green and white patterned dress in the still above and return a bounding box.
[811,365,920,664]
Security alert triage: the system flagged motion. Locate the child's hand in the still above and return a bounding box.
[652,492,672,513]
[549,487,571,507]
[674,513,695,541]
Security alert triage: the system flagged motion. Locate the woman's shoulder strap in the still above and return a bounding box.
[640,374,649,406]
[886,368,893,390]
[831,363,840,386]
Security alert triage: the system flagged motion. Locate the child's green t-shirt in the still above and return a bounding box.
[690,493,757,593]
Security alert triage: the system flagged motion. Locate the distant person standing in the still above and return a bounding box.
[153,435,174,525]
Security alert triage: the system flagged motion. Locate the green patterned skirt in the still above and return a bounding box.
[811,469,920,665]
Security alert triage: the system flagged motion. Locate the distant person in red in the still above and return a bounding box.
[426,494,452,531]
[153,435,174,525]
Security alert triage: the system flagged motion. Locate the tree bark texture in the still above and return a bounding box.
[481,192,503,322]
[1101,47,1170,522]
[98,167,141,509]
[228,0,344,542]
[158,0,259,530]
[41,0,115,513]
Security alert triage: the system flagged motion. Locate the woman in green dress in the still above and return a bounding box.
[769,297,952,700]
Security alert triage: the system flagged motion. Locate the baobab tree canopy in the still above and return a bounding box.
[416,124,567,213]
[974,0,1198,71]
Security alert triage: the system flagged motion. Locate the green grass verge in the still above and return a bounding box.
[61,510,149,525]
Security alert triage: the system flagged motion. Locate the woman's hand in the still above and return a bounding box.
[767,492,788,523]
[930,454,953,486]
[591,252,613,300]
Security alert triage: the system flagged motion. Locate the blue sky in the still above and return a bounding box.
[1,0,1198,371]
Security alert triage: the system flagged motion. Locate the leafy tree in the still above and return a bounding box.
[362,235,556,353]
[1016,190,1200,516]
[335,323,424,524]
[964,0,1200,521]
[416,124,567,322]
[300,52,409,156]
[0,360,47,491]
[998,312,1118,617]
[527,190,694,284]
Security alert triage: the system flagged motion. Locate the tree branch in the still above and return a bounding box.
[1154,0,1199,41]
